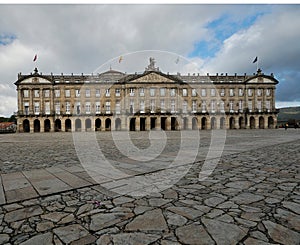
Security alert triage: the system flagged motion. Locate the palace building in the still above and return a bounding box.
[15,58,279,133]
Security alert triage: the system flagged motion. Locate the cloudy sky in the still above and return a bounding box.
[0,4,300,117]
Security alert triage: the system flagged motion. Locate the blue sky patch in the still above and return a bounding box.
[0,34,17,46]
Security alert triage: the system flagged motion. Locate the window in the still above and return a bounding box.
[201,101,206,113]
[55,89,60,98]
[24,102,29,115]
[130,99,134,113]
[182,100,187,113]
[220,88,225,97]
[266,89,271,96]
[248,88,253,96]
[95,89,100,97]
[171,99,176,113]
[150,88,155,97]
[129,88,135,96]
[229,88,234,97]
[105,89,110,97]
[266,100,271,111]
[116,101,121,114]
[239,88,244,96]
[192,100,197,112]
[105,101,111,114]
[170,88,176,97]
[248,100,253,112]
[66,102,71,114]
[257,100,262,112]
[160,99,165,112]
[23,90,29,98]
[182,88,188,97]
[45,102,50,115]
[201,88,206,97]
[220,101,225,112]
[160,88,166,97]
[55,102,60,114]
[85,102,91,114]
[65,89,70,98]
[34,102,40,115]
[44,90,50,98]
[34,89,40,98]
[239,100,243,112]
[211,100,216,113]
[210,88,216,97]
[85,89,91,98]
[140,100,145,112]
[139,88,145,97]
[76,102,80,114]
[75,89,80,97]
[229,100,234,112]
[115,88,120,97]
[95,102,100,114]
[150,99,155,112]
[192,89,197,97]
[257,89,262,96]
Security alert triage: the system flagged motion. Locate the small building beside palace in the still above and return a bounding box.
[14,58,279,132]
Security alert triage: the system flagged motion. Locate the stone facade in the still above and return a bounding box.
[14,58,279,133]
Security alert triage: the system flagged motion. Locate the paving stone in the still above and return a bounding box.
[176,223,214,245]
[125,209,168,231]
[36,221,54,232]
[225,180,253,189]
[90,212,133,231]
[53,224,89,244]
[275,208,300,231]
[231,192,264,204]
[202,218,248,245]
[19,232,52,245]
[110,233,161,245]
[166,211,188,226]
[70,234,97,245]
[282,201,300,215]
[0,234,10,244]
[41,212,69,222]
[4,205,43,223]
[204,196,226,207]
[263,220,300,245]
[243,237,272,245]
[167,206,204,220]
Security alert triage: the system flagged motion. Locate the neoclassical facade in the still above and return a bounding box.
[15,58,279,133]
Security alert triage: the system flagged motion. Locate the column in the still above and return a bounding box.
[166,117,171,131]
[135,117,140,131]
[155,117,160,130]
[61,118,66,132]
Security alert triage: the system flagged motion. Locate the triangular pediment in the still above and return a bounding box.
[246,76,278,84]
[126,71,182,84]
[16,76,53,85]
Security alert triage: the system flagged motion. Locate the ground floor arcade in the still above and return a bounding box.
[18,114,277,133]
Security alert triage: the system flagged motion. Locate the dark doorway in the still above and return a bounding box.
[34,119,40,132]
[65,119,71,132]
[201,117,207,130]
[161,117,166,130]
[115,118,121,131]
[105,118,111,131]
[150,117,156,130]
[75,119,81,131]
[44,119,51,132]
[55,119,61,132]
[95,118,101,131]
[140,118,146,131]
[171,117,178,130]
[23,119,30,133]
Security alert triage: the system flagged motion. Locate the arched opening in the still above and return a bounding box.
[44,119,51,132]
[183,117,188,130]
[211,117,216,129]
[259,116,264,129]
[239,117,245,129]
[220,117,225,129]
[130,118,136,131]
[140,118,146,131]
[115,118,121,131]
[105,118,111,131]
[65,119,71,132]
[229,117,235,129]
[161,117,167,130]
[34,119,40,132]
[23,119,30,133]
[85,118,92,131]
[171,117,178,130]
[250,116,255,129]
[95,118,101,131]
[192,117,198,130]
[268,116,274,129]
[75,119,81,131]
[150,117,156,130]
[201,117,207,130]
[55,119,61,132]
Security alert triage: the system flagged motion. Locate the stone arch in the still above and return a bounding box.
[75,118,82,131]
[239,117,245,129]
[171,117,178,130]
[183,117,188,130]
[44,119,51,132]
[211,117,216,129]
[268,116,274,129]
[34,119,40,132]
[85,118,92,131]
[229,117,235,129]
[192,117,198,130]
[105,118,111,131]
[130,118,136,131]
[220,117,225,129]
[115,118,121,131]
[65,119,72,132]
[95,118,101,131]
[259,116,264,129]
[55,119,61,132]
[201,117,207,130]
[23,119,30,133]
[250,116,255,129]
[140,117,146,131]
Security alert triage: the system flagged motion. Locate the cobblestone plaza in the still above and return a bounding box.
[0,129,299,244]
